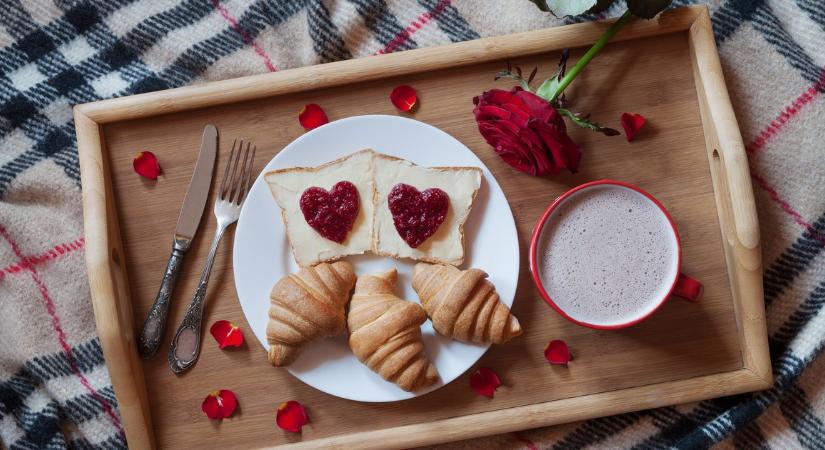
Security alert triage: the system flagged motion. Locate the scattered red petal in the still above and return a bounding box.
[390,85,418,112]
[277,400,308,433]
[469,367,501,398]
[545,340,571,365]
[210,320,244,349]
[620,112,646,142]
[201,389,238,420]
[298,104,329,130]
[133,151,160,180]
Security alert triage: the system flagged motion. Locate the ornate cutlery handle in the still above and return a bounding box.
[168,227,226,374]
[138,237,190,358]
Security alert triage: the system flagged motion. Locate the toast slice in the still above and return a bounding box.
[265,149,375,267]
[373,154,482,265]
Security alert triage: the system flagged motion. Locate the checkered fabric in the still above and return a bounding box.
[0,1,822,449]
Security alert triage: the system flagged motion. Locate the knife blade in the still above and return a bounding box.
[138,124,218,358]
[174,125,218,240]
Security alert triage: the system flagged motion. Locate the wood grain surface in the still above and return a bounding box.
[76,7,769,449]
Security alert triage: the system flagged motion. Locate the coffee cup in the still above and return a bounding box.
[529,180,702,330]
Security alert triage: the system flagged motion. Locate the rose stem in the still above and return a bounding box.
[550,9,633,102]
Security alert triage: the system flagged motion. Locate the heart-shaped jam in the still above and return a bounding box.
[299,181,359,243]
[388,183,449,248]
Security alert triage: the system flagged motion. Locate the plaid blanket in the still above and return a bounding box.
[1,1,823,448]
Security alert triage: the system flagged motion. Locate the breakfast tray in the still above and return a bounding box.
[74,6,770,449]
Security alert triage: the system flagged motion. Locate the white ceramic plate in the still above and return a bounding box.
[233,115,519,402]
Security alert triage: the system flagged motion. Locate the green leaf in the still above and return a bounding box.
[495,70,532,91]
[557,108,620,136]
[626,0,672,19]
[529,0,597,17]
[536,49,569,102]
[588,0,616,14]
[536,76,561,102]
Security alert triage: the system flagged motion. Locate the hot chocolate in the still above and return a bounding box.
[536,184,679,327]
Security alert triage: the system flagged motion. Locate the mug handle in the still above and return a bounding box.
[672,273,703,302]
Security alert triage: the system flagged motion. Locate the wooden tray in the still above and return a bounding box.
[75,6,770,449]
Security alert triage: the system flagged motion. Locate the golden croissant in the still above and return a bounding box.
[348,269,439,391]
[412,263,521,344]
[267,261,356,366]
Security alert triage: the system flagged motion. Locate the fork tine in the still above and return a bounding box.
[238,145,256,204]
[226,140,243,201]
[230,141,250,204]
[218,139,238,200]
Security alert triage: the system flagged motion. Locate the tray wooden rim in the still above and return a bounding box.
[74,6,771,449]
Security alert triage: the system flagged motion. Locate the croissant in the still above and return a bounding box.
[267,261,356,366]
[348,269,439,391]
[411,263,521,344]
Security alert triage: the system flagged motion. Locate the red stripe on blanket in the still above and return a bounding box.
[212,0,278,72]
[745,67,825,245]
[511,432,538,450]
[747,68,825,157]
[750,169,825,246]
[0,226,124,436]
[376,0,452,55]
[0,237,85,279]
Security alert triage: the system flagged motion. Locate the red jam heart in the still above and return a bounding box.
[388,183,449,248]
[300,181,359,243]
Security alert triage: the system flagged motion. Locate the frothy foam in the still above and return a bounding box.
[537,185,678,326]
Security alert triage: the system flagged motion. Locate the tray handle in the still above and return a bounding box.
[688,10,759,254]
[688,8,770,385]
[76,110,156,448]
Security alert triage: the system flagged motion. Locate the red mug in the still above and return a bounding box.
[529,180,703,330]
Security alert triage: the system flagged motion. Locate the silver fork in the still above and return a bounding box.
[168,139,256,374]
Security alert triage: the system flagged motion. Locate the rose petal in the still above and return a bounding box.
[390,85,418,112]
[620,112,646,142]
[500,102,532,128]
[202,389,238,420]
[476,104,511,121]
[298,104,329,130]
[469,367,501,398]
[531,120,582,173]
[514,89,559,123]
[487,89,528,112]
[202,393,221,420]
[133,151,160,180]
[277,400,308,433]
[218,389,238,417]
[545,340,572,365]
[210,320,244,349]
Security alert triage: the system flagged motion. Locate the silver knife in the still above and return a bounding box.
[138,124,218,359]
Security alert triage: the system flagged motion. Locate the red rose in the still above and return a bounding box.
[473,87,581,176]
